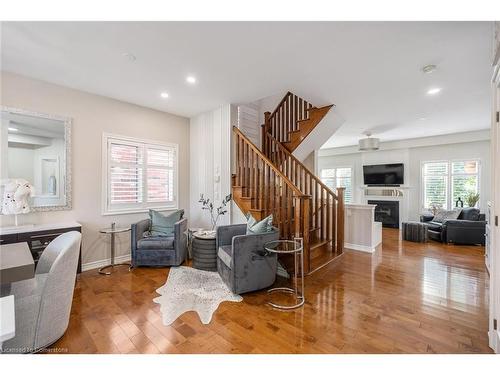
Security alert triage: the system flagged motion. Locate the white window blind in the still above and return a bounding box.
[422,160,480,210]
[320,167,353,203]
[104,135,178,214]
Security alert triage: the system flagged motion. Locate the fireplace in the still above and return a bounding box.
[368,200,400,228]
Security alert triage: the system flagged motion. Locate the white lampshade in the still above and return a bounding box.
[358,137,380,151]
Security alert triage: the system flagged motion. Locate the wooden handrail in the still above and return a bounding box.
[233,126,308,198]
[264,132,339,199]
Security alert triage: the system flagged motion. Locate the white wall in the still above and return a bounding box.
[318,133,491,220]
[0,72,190,267]
[189,104,234,228]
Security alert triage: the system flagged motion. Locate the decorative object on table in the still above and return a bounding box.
[130,215,188,268]
[192,230,217,271]
[153,266,242,325]
[0,231,81,353]
[1,179,35,225]
[402,221,428,243]
[265,238,305,310]
[455,197,464,208]
[465,192,480,208]
[216,223,279,294]
[98,222,131,275]
[198,193,232,230]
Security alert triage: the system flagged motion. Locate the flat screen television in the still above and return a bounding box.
[363,163,404,186]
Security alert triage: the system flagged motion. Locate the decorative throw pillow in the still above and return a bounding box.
[433,209,461,223]
[246,213,274,235]
[146,209,184,237]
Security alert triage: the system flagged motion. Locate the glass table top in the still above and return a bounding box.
[265,239,303,254]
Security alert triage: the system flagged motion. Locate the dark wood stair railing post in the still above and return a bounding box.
[336,187,345,255]
[262,111,271,156]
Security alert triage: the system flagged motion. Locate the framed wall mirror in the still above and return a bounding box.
[0,107,72,212]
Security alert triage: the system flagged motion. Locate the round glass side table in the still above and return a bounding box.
[264,238,304,310]
[98,223,131,275]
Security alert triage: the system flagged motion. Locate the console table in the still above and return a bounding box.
[0,222,82,273]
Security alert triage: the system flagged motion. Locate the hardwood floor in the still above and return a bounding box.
[51,228,492,353]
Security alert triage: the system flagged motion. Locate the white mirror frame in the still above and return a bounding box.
[1,106,72,212]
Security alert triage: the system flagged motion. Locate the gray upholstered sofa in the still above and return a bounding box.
[131,218,187,267]
[1,231,81,353]
[216,224,279,294]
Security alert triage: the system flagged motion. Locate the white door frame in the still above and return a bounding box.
[489,60,500,353]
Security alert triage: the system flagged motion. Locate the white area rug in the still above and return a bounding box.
[153,266,243,325]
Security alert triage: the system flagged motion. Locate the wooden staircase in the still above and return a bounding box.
[233,91,343,274]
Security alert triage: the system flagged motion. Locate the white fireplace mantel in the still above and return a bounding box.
[357,186,412,227]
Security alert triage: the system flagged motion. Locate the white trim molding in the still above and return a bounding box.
[101,132,179,216]
[81,254,131,272]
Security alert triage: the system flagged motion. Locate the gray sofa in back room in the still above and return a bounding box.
[420,207,486,245]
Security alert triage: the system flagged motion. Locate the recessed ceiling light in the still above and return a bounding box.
[8,127,18,131]
[186,76,196,84]
[122,52,136,62]
[427,87,442,95]
[160,92,169,99]
[422,64,437,74]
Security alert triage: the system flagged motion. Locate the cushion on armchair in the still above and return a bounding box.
[246,213,274,234]
[137,236,175,250]
[145,209,184,237]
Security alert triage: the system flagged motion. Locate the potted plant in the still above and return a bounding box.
[465,192,480,208]
[198,193,232,231]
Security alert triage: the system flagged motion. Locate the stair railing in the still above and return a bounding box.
[262,91,313,153]
[233,126,314,272]
[263,132,345,257]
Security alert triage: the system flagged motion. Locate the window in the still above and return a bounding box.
[422,160,479,210]
[320,167,353,203]
[102,134,178,214]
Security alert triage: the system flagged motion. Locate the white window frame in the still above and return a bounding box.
[420,159,481,211]
[320,166,354,203]
[101,133,179,215]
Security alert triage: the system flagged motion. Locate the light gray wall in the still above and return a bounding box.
[0,72,190,267]
[318,139,491,220]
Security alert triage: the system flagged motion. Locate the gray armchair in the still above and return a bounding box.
[131,218,187,267]
[1,231,81,353]
[216,224,279,294]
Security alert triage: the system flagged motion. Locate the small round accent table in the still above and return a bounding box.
[264,238,305,310]
[192,230,217,271]
[99,223,131,275]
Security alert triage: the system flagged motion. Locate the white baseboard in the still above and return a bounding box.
[344,242,376,253]
[81,254,131,272]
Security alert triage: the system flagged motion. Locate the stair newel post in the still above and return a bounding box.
[262,111,271,157]
[336,187,345,255]
[299,196,311,274]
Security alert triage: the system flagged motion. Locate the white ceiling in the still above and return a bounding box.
[0,22,493,148]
